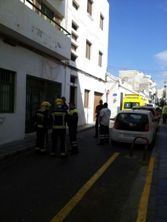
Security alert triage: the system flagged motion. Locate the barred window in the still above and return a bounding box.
[0,68,15,113]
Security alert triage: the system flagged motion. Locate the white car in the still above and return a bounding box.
[111,110,157,146]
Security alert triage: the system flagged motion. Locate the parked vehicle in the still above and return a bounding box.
[111,110,157,146]
[132,105,160,129]
[122,94,148,110]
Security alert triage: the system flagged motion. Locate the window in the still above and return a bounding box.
[84,89,90,108]
[0,68,15,113]
[72,0,79,10]
[71,43,78,52]
[71,76,77,84]
[71,52,77,62]
[115,113,149,131]
[98,51,103,67]
[87,0,93,16]
[86,40,91,59]
[70,76,77,105]
[72,21,78,31]
[71,32,78,41]
[100,14,104,30]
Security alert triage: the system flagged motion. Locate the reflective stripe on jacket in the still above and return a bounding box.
[162,105,167,114]
[36,109,50,129]
[52,110,67,129]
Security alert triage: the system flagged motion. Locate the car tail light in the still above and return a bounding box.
[144,123,149,131]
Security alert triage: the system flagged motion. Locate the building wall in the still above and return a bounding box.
[0,40,66,144]
[119,70,157,100]
[0,0,109,145]
[67,0,109,78]
[77,73,106,125]
[66,0,109,123]
[106,74,137,118]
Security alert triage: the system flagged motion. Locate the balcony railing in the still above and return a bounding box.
[24,0,70,36]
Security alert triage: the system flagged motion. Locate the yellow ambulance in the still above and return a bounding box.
[122,94,148,110]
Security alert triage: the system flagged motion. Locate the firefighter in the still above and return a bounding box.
[67,102,79,154]
[51,98,68,157]
[35,101,51,153]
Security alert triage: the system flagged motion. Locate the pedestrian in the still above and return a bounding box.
[98,102,111,145]
[61,96,69,111]
[51,98,68,157]
[67,102,79,154]
[94,99,103,138]
[162,103,167,124]
[35,101,51,153]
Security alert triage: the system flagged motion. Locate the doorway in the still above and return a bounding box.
[25,75,61,133]
[94,92,103,121]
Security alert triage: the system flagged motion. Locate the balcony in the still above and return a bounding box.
[0,0,71,60]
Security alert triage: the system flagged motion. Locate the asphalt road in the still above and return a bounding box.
[0,127,154,222]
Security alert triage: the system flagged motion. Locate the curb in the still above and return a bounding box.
[0,125,94,161]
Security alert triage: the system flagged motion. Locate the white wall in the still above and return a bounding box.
[67,0,109,80]
[106,77,135,118]
[65,0,109,125]
[0,0,71,60]
[0,0,110,145]
[0,40,65,144]
[77,73,106,125]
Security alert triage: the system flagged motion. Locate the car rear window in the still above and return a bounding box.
[115,113,149,131]
[133,107,155,116]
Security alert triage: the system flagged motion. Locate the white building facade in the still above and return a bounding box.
[106,73,137,118]
[0,0,109,145]
[66,0,109,124]
[119,70,157,101]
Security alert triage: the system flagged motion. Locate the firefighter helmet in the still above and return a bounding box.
[41,101,51,108]
[55,98,63,105]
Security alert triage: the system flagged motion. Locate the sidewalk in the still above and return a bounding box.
[151,123,167,221]
[0,124,94,160]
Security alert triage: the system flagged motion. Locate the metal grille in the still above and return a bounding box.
[0,68,15,113]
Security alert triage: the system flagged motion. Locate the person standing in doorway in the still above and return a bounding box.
[98,102,111,145]
[94,99,103,138]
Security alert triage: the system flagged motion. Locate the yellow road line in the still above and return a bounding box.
[50,152,120,222]
[136,156,156,222]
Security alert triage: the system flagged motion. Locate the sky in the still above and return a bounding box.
[107,0,167,88]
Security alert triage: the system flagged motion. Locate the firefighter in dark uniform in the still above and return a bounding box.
[35,101,51,153]
[67,102,79,154]
[51,98,68,157]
